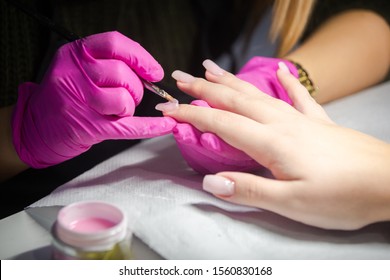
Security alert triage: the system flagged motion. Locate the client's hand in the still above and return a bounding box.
[159,60,390,230]
[170,59,285,174]
[12,31,175,168]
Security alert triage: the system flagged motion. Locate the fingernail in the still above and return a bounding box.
[202,59,225,76]
[172,70,196,83]
[278,62,290,73]
[155,99,179,112]
[203,175,235,196]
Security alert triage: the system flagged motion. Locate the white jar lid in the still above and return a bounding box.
[55,201,127,250]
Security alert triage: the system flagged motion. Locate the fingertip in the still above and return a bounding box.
[172,70,196,83]
[86,31,165,82]
[278,61,290,74]
[139,63,164,82]
[129,75,145,105]
[203,174,235,196]
[276,66,306,95]
[276,66,294,83]
[155,100,179,113]
[202,59,225,76]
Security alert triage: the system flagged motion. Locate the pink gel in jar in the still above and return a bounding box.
[51,201,131,259]
[69,217,116,232]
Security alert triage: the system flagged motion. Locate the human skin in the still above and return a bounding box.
[1,9,389,182]
[285,10,390,104]
[159,63,390,230]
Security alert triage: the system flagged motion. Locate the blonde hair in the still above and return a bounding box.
[270,0,316,57]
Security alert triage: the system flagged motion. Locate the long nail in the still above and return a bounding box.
[202,59,225,76]
[203,175,235,196]
[155,99,179,112]
[278,62,290,73]
[172,70,196,83]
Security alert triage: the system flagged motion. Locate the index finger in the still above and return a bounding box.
[82,31,164,82]
[173,74,291,124]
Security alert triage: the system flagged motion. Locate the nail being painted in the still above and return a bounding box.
[155,98,179,112]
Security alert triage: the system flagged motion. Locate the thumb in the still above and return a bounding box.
[202,172,290,212]
[96,116,176,140]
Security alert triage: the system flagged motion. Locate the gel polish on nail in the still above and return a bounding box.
[171,70,196,83]
[202,59,225,76]
[155,98,179,112]
[278,61,290,73]
[203,174,235,196]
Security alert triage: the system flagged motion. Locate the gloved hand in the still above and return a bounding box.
[236,56,299,105]
[173,100,259,174]
[12,31,175,168]
[172,57,299,174]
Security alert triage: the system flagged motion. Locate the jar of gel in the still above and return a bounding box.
[51,201,132,260]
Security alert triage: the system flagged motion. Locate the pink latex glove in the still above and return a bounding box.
[173,57,299,174]
[173,100,259,174]
[12,31,175,168]
[236,56,299,105]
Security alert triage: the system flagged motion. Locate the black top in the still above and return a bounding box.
[1,0,389,108]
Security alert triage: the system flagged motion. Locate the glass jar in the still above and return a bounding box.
[51,201,132,260]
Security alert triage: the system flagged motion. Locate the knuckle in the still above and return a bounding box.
[242,181,264,201]
[57,43,69,54]
[225,72,241,83]
[225,92,252,109]
[103,31,127,51]
[209,110,233,129]
[106,30,121,41]
[106,33,119,49]
[112,60,130,77]
[189,79,207,95]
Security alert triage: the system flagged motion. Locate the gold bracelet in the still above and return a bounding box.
[289,60,318,97]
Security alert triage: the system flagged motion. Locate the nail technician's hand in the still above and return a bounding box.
[236,56,299,105]
[12,31,175,168]
[162,62,390,230]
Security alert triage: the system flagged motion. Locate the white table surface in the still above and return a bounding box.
[1,81,390,260]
